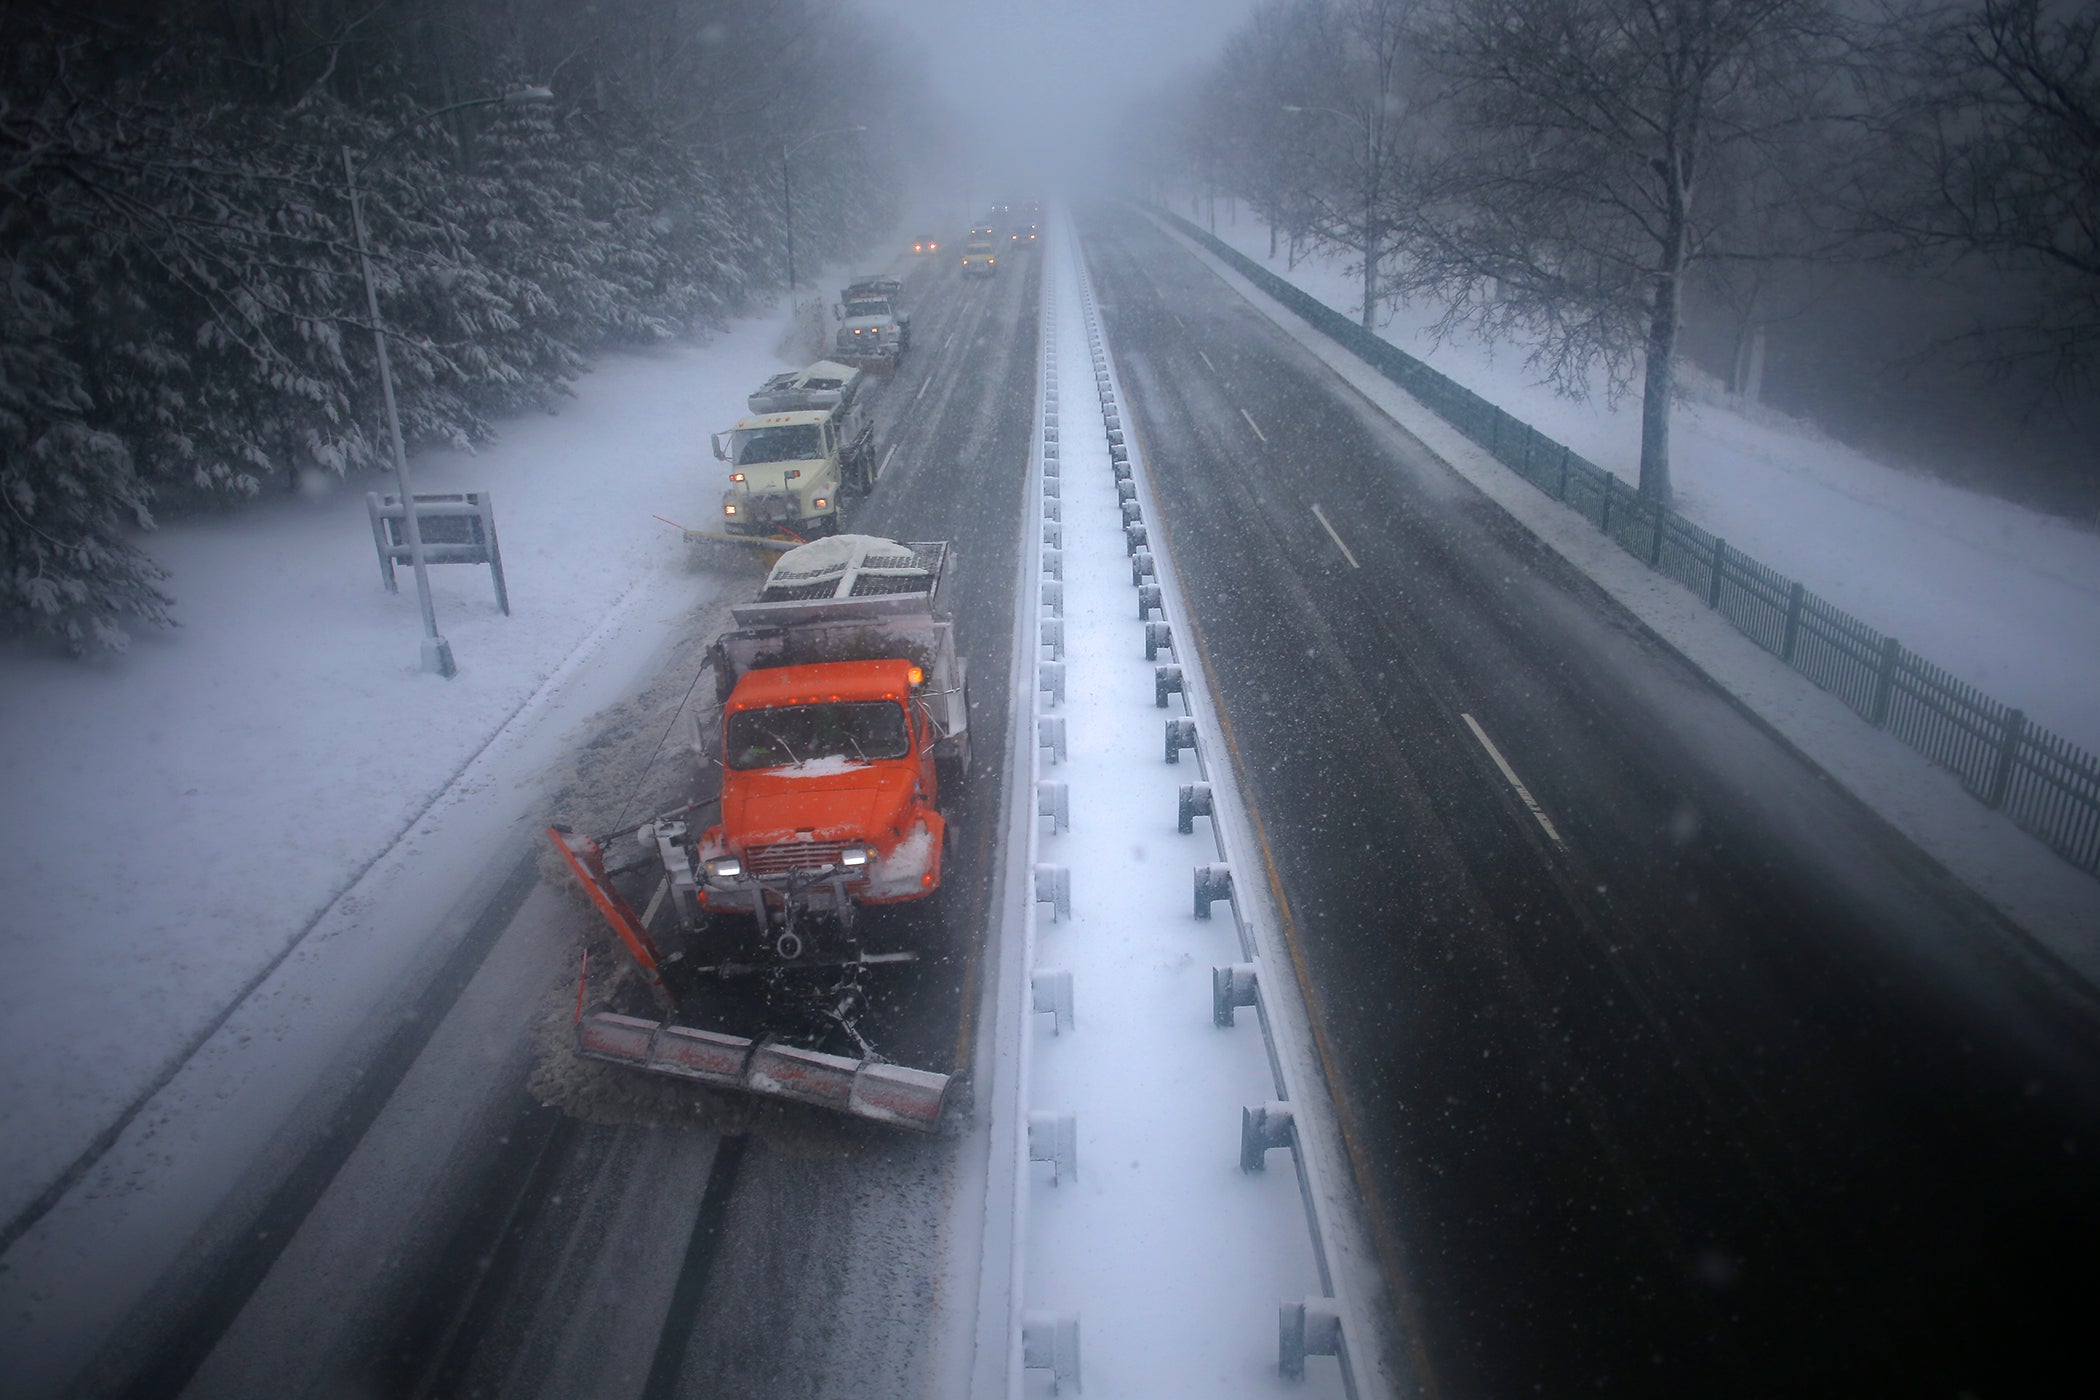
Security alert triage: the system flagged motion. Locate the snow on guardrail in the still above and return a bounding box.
[999,213,1391,1398]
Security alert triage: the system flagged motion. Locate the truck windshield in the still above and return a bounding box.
[732,424,824,465]
[843,300,889,319]
[725,700,910,770]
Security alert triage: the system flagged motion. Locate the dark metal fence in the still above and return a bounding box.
[1161,209,2100,877]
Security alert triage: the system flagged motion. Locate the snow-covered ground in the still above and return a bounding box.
[1193,208,2100,760]
[0,299,805,1232]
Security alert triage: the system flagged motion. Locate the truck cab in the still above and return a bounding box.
[711,360,875,537]
[961,237,997,278]
[834,276,911,366]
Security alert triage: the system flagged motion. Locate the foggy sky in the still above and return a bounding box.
[856,0,1261,195]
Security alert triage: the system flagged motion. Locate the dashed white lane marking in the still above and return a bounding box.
[914,374,933,404]
[879,443,898,478]
[1239,406,1268,442]
[1460,712,1567,848]
[1198,349,1217,373]
[1310,504,1360,569]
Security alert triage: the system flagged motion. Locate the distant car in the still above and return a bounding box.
[912,235,939,254]
[961,238,997,278]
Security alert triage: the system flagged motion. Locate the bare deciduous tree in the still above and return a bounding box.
[1406,0,1839,502]
[1849,0,2100,390]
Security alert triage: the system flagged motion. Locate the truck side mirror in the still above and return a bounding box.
[711,432,728,461]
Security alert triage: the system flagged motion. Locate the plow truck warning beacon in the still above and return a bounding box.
[547,536,971,1129]
[708,360,875,541]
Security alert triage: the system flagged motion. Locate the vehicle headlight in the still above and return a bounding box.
[705,856,743,880]
[724,504,738,515]
[839,846,871,870]
[814,497,829,510]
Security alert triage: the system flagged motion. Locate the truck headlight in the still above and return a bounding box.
[724,504,738,515]
[839,846,871,869]
[705,856,743,880]
[814,497,829,510]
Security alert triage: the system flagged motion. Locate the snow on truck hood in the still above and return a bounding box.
[722,760,920,847]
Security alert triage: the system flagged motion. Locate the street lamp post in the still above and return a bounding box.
[780,125,867,297]
[343,86,551,678]
[1283,103,1381,330]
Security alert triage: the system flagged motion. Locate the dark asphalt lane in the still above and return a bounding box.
[83,247,1041,1400]
[1079,204,2100,1400]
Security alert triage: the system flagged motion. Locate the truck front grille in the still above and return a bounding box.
[746,840,850,877]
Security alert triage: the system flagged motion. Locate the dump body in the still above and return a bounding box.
[710,360,875,536]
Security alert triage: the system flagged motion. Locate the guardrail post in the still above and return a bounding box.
[1279,1298,1343,1381]
[1194,863,1233,918]
[1041,618,1064,661]
[1137,584,1164,620]
[1117,479,1138,505]
[1131,550,1156,586]
[1033,864,1072,923]
[1781,581,1806,662]
[1043,521,1062,550]
[1125,522,1149,555]
[1650,505,1666,566]
[1121,499,1144,526]
[1212,962,1258,1027]
[1145,621,1174,661]
[1870,635,1902,727]
[1988,709,2027,809]
[1031,968,1075,1034]
[1039,661,1065,707]
[1155,665,1185,707]
[1240,1100,1295,1172]
[1042,476,1060,498]
[1042,547,1063,580]
[1042,579,1063,617]
[1043,497,1060,523]
[1178,781,1214,833]
[1708,538,1727,608]
[1037,779,1070,832]
[1110,443,1129,467]
[1037,715,1067,765]
[1028,1112,1078,1185]
[1021,1311,1082,1392]
[1165,718,1197,763]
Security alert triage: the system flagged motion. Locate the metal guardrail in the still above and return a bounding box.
[1055,236,1369,1394]
[1160,208,2100,878]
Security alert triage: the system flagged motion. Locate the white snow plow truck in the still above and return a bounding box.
[708,360,876,541]
[833,275,911,367]
[547,536,972,1130]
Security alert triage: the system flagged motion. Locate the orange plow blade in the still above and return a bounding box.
[574,1012,958,1132]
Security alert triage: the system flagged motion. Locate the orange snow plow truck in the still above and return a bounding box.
[547,536,971,1130]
